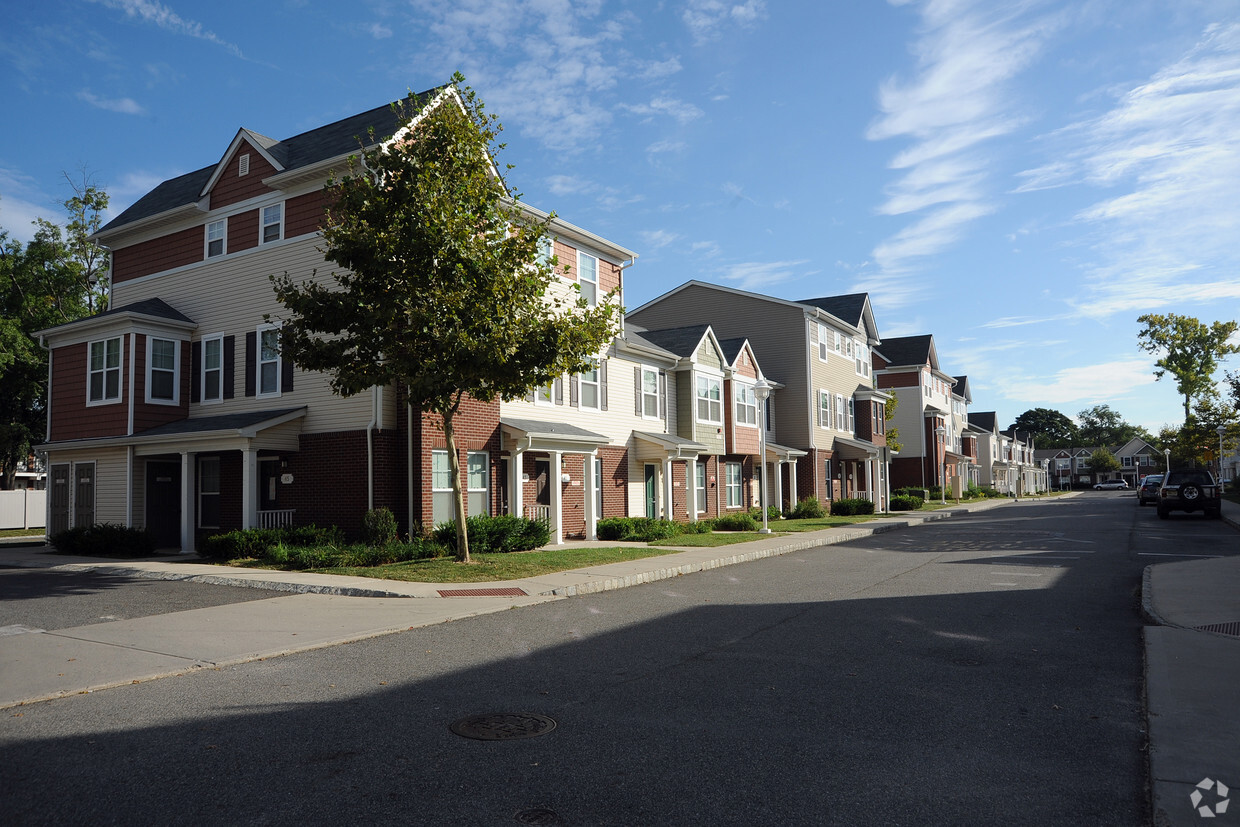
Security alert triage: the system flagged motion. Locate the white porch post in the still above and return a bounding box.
[549,450,563,545]
[774,459,784,515]
[241,446,258,530]
[789,459,798,507]
[663,457,674,521]
[509,447,524,519]
[584,450,598,540]
[687,457,698,523]
[179,451,196,554]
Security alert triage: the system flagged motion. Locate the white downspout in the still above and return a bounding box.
[366,386,378,511]
[407,399,415,535]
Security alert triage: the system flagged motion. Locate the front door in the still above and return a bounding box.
[49,464,70,536]
[74,462,96,529]
[535,460,551,506]
[145,461,181,549]
[259,460,280,512]
[644,464,657,519]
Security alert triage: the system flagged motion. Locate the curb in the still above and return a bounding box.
[38,563,415,599]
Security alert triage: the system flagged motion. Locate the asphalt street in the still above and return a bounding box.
[2,493,1233,826]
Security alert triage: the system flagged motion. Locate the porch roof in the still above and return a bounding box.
[501,418,610,453]
[37,407,307,455]
[832,435,880,460]
[766,442,808,462]
[633,431,709,459]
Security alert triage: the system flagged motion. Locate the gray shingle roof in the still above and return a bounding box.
[969,411,998,432]
[876,334,933,367]
[716,336,748,364]
[133,408,305,438]
[797,293,868,328]
[636,325,712,358]
[100,88,445,234]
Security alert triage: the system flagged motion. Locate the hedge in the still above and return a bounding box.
[830,498,876,516]
[596,517,682,542]
[432,514,550,553]
[49,523,156,557]
[890,495,924,511]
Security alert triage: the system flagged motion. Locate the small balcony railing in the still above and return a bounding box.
[524,505,551,526]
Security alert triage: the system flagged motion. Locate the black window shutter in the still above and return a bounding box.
[281,353,294,392]
[244,331,256,397]
[223,335,235,399]
[658,372,667,420]
[190,341,201,403]
[600,360,608,411]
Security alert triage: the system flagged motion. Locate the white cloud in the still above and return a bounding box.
[639,56,683,80]
[682,0,767,45]
[620,96,704,125]
[77,90,145,115]
[640,229,680,249]
[88,0,245,58]
[716,259,809,291]
[991,358,1156,405]
[0,167,53,243]
[646,139,687,155]
[365,22,392,39]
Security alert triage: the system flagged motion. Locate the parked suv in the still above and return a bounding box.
[1137,474,1163,506]
[1157,469,1222,519]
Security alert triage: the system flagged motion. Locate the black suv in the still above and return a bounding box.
[1157,469,1222,519]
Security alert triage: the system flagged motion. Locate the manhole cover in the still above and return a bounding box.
[450,713,557,741]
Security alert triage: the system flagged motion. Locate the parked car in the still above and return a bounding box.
[1157,469,1222,519]
[1093,479,1129,490]
[1137,474,1163,506]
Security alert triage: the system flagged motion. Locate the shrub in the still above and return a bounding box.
[680,519,714,534]
[831,498,875,516]
[890,495,924,511]
[362,507,398,547]
[200,525,340,560]
[49,523,156,557]
[433,514,550,553]
[894,487,930,501]
[790,497,826,519]
[596,517,681,542]
[748,505,782,521]
[713,512,759,531]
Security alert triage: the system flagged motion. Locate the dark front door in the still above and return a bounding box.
[535,460,551,506]
[259,460,280,511]
[145,461,181,549]
[49,464,70,536]
[74,463,95,529]
[645,464,657,519]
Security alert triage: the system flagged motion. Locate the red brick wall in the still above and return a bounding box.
[795,448,833,505]
[112,225,204,284]
[410,395,502,530]
[209,143,278,210]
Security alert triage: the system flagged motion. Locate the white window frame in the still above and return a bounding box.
[198,456,221,529]
[725,462,742,508]
[87,336,123,405]
[734,383,757,427]
[640,367,660,419]
[261,202,283,245]
[206,219,226,258]
[577,250,598,307]
[834,330,843,353]
[818,390,831,429]
[695,374,723,424]
[257,324,281,397]
[533,382,554,406]
[855,341,869,377]
[695,461,707,514]
[817,323,829,362]
[467,451,490,517]
[201,334,224,404]
[537,235,555,268]
[835,394,846,432]
[594,456,603,518]
[578,363,601,411]
[432,450,453,525]
[847,397,855,433]
[145,335,180,405]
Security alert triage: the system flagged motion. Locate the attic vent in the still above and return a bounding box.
[239,154,250,176]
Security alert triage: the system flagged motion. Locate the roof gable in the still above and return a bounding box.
[876,334,937,369]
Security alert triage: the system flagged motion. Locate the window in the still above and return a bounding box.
[817,323,829,361]
[847,397,856,433]
[641,367,660,418]
[855,342,869,377]
[836,395,846,432]
[725,462,742,508]
[1122,456,1133,467]
[467,452,490,517]
[147,337,179,403]
[432,450,453,525]
[88,337,122,403]
[206,220,226,257]
[578,251,598,306]
[578,363,600,409]
[537,236,554,268]
[735,383,757,426]
[695,462,707,514]
[258,326,280,396]
[594,457,603,518]
[199,457,220,529]
[261,203,283,244]
[534,382,554,405]
[834,330,843,353]
[819,390,832,428]
[696,375,722,423]
[202,336,223,402]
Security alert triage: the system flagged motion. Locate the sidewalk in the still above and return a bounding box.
[1141,496,1240,826]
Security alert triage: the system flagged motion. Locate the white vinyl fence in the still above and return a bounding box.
[0,489,46,530]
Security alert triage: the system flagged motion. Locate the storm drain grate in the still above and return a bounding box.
[437,587,528,597]
[1193,621,1240,637]
[450,713,557,741]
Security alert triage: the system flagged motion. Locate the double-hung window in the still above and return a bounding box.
[537,236,554,268]
[534,382,554,405]
[432,451,453,525]
[88,337,122,404]
[696,375,722,423]
[431,451,489,524]
[147,337,179,404]
[725,462,742,508]
[578,363,600,410]
[202,335,223,402]
[836,395,846,432]
[695,462,707,514]
[818,390,831,428]
[258,326,281,396]
[467,452,490,517]
[578,251,598,306]
[641,367,660,418]
[206,220,226,258]
[817,323,829,361]
[735,383,757,426]
[855,342,869,377]
[261,203,283,244]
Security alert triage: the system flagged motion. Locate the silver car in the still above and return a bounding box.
[1093,479,1129,490]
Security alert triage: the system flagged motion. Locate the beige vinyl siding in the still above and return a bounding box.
[807,323,874,452]
[111,235,376,435]
[48,447,130,526]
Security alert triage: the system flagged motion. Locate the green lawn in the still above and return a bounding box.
[0,528,46,538]
[649,531,786,547]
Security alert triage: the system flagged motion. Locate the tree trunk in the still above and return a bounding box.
[441,399,470,563]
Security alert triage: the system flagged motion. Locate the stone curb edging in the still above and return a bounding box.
[41,564,411,599]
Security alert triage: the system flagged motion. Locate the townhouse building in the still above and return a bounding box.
[1036,437,1162,489]
[627,282,891,512]
[872,335,959,493]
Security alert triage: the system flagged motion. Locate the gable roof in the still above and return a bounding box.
[797,293,873,333]
[968,411,998,433]
[637,324,715,359]
[952,375,972,403]
[875,334,936,369]
[98,87,446,237]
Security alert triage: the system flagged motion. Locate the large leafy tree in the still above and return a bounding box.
[1076,404,1147,447]
[1011,407,1079,449]
[1137,312,1239,420]
[272,78,621,562]
[1084,447,1120,480]
[0,181,110,489]
[1158,396,1238,470]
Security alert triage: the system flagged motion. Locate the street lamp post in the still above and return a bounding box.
[754,377,772,534]
[1163,447,1171,474]
[934,425,946,504]
[1218,425,1227,491]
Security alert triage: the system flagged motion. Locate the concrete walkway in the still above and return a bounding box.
[3,493,1237,825]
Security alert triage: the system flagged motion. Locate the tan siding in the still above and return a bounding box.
[112,226,204,284]
[210,143,279,210]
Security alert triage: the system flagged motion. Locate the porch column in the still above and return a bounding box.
[686,457,698,523]
[509,447,524,519]
[663,457,674,520]
[789,459,798,507]
[774,459,784,514]
[179,451,196,554]
[548,450,563,545]
[583,450,598,540]
[241,445,258,530]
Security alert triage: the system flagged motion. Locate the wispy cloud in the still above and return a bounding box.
[865,1,1061,305]
[682,0,767,45]
[365,22,392,39]
[619,96,704,125]
[77,89,145,115]
[640,229,680,249]
[88,0,245,58]
[542,173,642,211]
[0,167,54,243]
[989,358,1156,405]
[715,259,810,291]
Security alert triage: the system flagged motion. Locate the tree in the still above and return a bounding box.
[1076,404,1147,447]
[1011,407,1079,449]
[271,78,620,562]
[1084,448,1120,481]
[884,395,902,454]
[1158,396,1239,470]
[0,181,110,489]
[1137,312,1239,420]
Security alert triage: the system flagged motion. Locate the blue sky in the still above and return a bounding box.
[3,0,1239,435]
